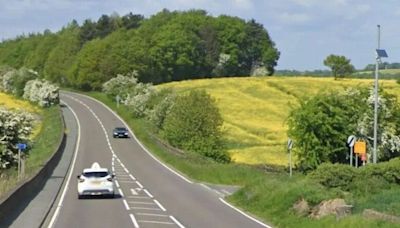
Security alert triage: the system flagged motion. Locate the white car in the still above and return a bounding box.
[77,162,115,199]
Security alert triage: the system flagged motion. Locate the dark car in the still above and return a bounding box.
[113,127,129,138]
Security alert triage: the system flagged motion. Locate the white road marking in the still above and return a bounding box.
[219,198,272,228]
[153,200,166,211]
[128,196,150,199]
[124,167,129,173]
[129,214,139,228]
[128,201,154,205]
[123,199,130,210]
[138,220,175,225]
[143,189,153,198]
[222,189,231,195]
[137,213,168,217]
[135,181,143,188]
[47,102,81,228]
[132,207,161,211]
[115,180,120,188]
[129,174,136,180]
[119,180,134,183]
[200,183,212,191]
[131,188,138,195]
[79,93,193,184]
[118,188,124,197]
[170,216,185,228]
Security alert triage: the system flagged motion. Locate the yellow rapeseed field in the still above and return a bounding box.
[159,77,400,166]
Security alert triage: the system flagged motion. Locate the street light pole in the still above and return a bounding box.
[373,25,381,164]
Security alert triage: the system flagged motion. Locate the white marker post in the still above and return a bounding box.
[287,138,293,177]
[116,95,120,108]
[347,135,356,167]
[17,143,27,180]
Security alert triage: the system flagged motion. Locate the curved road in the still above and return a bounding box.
[47,91,270,228]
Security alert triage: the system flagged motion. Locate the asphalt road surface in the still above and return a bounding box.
[46,91,271,228]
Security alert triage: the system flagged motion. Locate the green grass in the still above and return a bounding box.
[0,106,63,199]
[87,91,400,228]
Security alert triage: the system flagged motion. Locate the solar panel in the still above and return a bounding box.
[376,49,388,58]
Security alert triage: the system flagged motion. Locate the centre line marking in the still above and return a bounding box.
[153,200,166,211]
[129,174,136,180]
[118,188,124,197]
[135,181,143,188]
[123,199,130,210]
[170,216,185,228]
[115,180,120,188]
[143,189,153,198]
[129,214,139,228]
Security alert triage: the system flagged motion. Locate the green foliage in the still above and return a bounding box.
[288,86,400,171]
[323,54,355,79]
[162,90,230,162]
[10,68,38,97]
[308,163,359,190]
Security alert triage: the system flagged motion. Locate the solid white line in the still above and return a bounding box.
[131,188,138,195]
[47,102,81,228]
[77,93,193,184]
[123,199,130,210]
[115,180,120,188]
[137,213,168,217]
[118,188,124,197]
[222,189,231,195]
[153,200,166,211]
[135,181,143,189]
[143,189,153,198]
[129,214,139,228]
[219,198,272,228]
[200,183,212,191]
[138,220,175,225]
[129,174,136,180]
[170,216,185,228]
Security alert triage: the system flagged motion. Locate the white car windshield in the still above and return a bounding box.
[82,172,109,178]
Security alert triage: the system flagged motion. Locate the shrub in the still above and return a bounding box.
[0,108,35,169]
[10,68,38,97]
[102,72,139,103]
[23,79,59,107]
[148,91,176,131]
[308,163,359,190]
[162,90,230,163]
[2,69,17,93]
[124,83,156,118]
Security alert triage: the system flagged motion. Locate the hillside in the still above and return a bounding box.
[160,77,400,166]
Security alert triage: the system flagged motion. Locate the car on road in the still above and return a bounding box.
[113,127,129,138]
[77,162,115,199]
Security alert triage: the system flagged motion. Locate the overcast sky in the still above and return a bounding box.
[1,0,399,71]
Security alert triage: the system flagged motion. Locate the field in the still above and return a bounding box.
[160,77,400,166]
[0,92,39,112]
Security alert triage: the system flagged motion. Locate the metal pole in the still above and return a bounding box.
[373,25,380,164]
[350,147,353,167]
[356,154,358,168]
[289,149,292,177]
[18,148,21,180]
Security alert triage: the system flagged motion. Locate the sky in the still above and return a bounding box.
[0,0,399,71]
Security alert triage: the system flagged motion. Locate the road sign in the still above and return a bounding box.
[17,143,27,151]
[287,138,293,150]
[354,141,366,154]
[347,135,356,147]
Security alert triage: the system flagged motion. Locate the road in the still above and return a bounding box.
[47,91,270,228]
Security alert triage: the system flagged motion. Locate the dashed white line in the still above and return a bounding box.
[123,199,130,210]
[131,207,161,211]
[143,189,153,198]
[153,199,166,211]
[124,167,129,173]
[118,188,124,197]
[170,216,185,228]
[129,214,139,228]
[129,174,136,180]
[135,181,143,189]
[115,180,120,188]
[138,220,175,225]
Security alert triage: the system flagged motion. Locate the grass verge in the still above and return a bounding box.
[87,91,399,228]
[0,105,63,199]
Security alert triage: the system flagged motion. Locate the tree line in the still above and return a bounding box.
[0,9,280,90]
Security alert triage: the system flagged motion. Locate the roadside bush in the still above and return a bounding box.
[102,72,139,103]
[23,79,59,107]
[124,85,155,118]
[10,68,38,97]
[147,89,176,131]
[162,90,230,163]
[2,69,17,93]
[309,163,359,190]
[0,108,35,169]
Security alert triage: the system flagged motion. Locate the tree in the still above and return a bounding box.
[162,90,230,163]
[288,87,400,171]
[323,55,355,79]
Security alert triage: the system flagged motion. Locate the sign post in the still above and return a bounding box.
[116,95,121,108]
[17,143,27,180]
[347,135,356,167]
[287,138,293,177]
